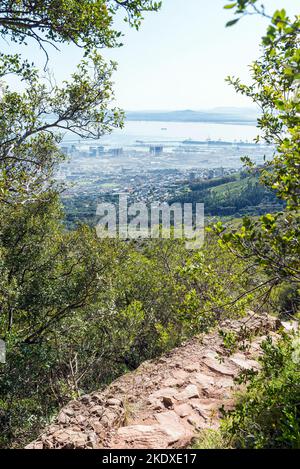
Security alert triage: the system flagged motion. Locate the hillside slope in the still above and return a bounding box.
[27,314,280,450]
[171,174,284,218]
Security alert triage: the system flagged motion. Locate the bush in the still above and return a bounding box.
[192,429,230,449]
[270,282,300,319]
[222,333,300,448]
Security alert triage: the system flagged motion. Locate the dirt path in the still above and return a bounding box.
[27,313,280,449]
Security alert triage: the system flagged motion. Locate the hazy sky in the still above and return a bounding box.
[3,0,299,111]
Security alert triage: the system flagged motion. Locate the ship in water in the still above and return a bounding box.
[182,138,259,147]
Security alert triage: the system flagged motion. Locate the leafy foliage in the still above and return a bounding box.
[217,3,300,303]
[0,1,161,204]
[0,0,299,451]
[222,333,300,448]
[216,1,300,449]
[0,202,256,447]
[171,173,284,218]
[0,52,124,205]
[0,1,162,51]
[0,0,163,448]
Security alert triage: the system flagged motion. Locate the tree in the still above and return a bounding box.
[0,1,162,54]
[0,52,124,204]
[211,1,300,449]
[215,2,300,311]
[0,1,161,204]
[0,0,162,447]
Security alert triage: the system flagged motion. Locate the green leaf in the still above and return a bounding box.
[226,18,239,27]
[224,3,237,9]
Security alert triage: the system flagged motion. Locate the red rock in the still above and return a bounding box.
[175,384,200,401]
[229,353,259,371]
[150,387,177,399]
[147,396,165,410]
[193,372,215,389]
[155,411,192,443]
[202,353,237,376]
[214,376,234,389]
[174,403,192,418]
[107,398,123,407]
[172,369,188,380]
[90,418,103,434]
[26,441,44,449]
[190,399,221,421]
[114,425,170,449]
[57,411,70,425]
[26,313,278,450]
[75,414,87,425]
[163,378,181,387]
[187,412,205,429]
[101,409,123,427]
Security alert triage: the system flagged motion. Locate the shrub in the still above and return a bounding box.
[222,333,300,448]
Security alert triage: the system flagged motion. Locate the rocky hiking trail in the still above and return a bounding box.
[27,314,282,450]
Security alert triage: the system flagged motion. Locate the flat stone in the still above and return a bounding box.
[282,320,299,332]
[155,411,191,443]
[91,393,104,403]
[150,387,177,399]
[147,396,165,410]
[229,353,260,371]
[80,395,92,404]
[175,384,200,401]
[25,441,44,449]
[90,405,103,416]
[202,353,236,376]
[75,414,87,425]
[51,429,88,449]
[214,376,234,389]
[172,369,188,381]
[115,425,170,449]
[163,378,181,387]
[193,372,215,389]
[187,412,205,429]
[90,418,104,434]
[101,409,122,427]
[162,396,174,408]
[174,403,192,418]
[191,399,221,421]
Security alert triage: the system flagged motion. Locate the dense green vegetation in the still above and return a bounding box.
[195,0,300,450]
[0,217,258,447]
[171,172,285,218]
[213,0,300,449]
[223,333,300,448]
[194,332,300,449]
[63,194,101,229]
[0,0,299,450]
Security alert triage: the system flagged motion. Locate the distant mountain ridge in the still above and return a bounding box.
[125,108,258,125]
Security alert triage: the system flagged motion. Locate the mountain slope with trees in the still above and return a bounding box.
[170,172,285,218]
[0,0,299,450]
